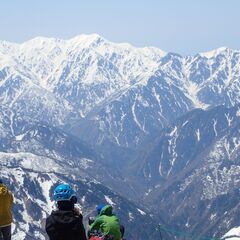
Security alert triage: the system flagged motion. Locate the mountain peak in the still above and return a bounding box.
[199,46,233,58]
[69,33,106,46]
[22,36,65,47]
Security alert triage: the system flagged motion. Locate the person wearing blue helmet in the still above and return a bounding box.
[96,204,106,215]
[45,184,87,240]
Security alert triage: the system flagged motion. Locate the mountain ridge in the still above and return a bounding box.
[1,34,240,239]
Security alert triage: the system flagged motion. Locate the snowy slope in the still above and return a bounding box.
[0,111,139,197]
[222,226,240,239]
[1,35,240,149]
[138,105,240,239]
[0,112,164,239]
[1,153,160,240]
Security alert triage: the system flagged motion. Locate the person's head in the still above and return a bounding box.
[96,205,113,216]
[53,184,77,210]
[96,204,106,215]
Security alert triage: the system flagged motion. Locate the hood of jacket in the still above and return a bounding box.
[0,184,8,196]
[99,205,113,216]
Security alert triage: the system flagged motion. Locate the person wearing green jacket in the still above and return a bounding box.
[89,205,121,240]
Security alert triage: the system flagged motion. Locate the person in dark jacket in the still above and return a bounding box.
[45,184,87,240]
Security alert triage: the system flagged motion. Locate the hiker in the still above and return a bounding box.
[45,183,87,240]
[0,179,14,240]
[89,205,121,240]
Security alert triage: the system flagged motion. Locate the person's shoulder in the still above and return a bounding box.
[8,190,13,196]
[74,212,84,223]
[6,189,13,199]
[96,215,106,222]
[47,209,59,220]
[59,210,83,221]
[76,213,83,220]
[46,212,54,225]
[111,214,120,221]
[73,207,83,219]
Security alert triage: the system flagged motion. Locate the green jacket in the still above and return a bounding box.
[90,205,121,240]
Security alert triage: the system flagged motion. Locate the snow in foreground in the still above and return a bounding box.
[222,226,240,239]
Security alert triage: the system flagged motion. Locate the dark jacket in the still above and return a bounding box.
[90,205,121,240]
[46,209,87,240]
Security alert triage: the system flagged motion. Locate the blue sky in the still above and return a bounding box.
[1,0,240,55]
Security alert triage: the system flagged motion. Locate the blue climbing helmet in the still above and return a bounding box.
[96,204,106,215]
[53,184,76,201]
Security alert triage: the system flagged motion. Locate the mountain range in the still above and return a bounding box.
[1,34,240,239]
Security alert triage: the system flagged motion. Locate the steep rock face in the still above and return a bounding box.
[138,105,240,239]
[137,105,240,184]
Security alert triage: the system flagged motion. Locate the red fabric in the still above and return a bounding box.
[89,236,102,240]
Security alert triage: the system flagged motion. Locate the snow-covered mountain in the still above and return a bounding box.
[1,35,240,150]
[137,104,240,239]
[0,105,163,239]
[0,114,163,239]
[1,35,240,239]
